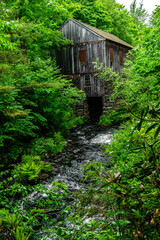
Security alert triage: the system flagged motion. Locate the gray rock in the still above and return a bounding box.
[73,149,80,154]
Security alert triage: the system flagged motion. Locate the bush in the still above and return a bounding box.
[0,181,69,239]
[99,110,130,127]
[28,134,66,157]
[12,155,51,183]
[0,209,31,240]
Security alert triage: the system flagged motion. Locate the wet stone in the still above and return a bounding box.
[54,158,61,163]
[73,149,80,154]
[22,124,118,238]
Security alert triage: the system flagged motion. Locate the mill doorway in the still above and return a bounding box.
[87,97,103,121]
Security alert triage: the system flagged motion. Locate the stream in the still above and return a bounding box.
[44,123,117,191]
[23,124,118,239]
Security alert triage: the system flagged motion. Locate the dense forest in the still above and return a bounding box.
[0,0,160,239]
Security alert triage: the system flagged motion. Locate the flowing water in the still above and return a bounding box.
[23,124,118,239]
[43,123,117,191]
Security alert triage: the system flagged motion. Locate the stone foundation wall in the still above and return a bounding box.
[103,80,120,115]
[74,99,89,118]
[74,80,120,119]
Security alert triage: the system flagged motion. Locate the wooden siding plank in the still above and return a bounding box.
[57,40,128,75]
[60,19,104,43]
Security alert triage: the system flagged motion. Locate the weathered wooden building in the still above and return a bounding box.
[57,18,132,120]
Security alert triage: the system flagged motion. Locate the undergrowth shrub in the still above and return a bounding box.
[28,133,66,157]
[12,155,51,183]
[99,110,130,126]
[0,209,31,240]
[0,181,69,240]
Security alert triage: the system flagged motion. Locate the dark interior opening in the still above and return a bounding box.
[87,97,103,121]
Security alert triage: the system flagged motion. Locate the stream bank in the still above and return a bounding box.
[27,123,118,239]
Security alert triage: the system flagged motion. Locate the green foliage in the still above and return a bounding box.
[12,155,51,183]
[0,1,84,237]
[13,161,41,183]
[19,182,69,239]
[0,0,83,165]
[5,0,140,46]
[0,55,82,164]
[0,209,30,240]
[28,134,66,157]
[0,181,69,239]
[0,185,28,212]
[43,220,118,239]
[130,0,149,25]
[99,110,130,126]
[0,209,22,231]
[0,3,19,50]
[13,227,31,240]
[69,117,160,239]
[71,0,138,45]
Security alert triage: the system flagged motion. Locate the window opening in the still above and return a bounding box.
[119,51,123,65]
[85,75,90,86]
[79,49,87,65]
[110,48,114,63]
[84,75,91,93]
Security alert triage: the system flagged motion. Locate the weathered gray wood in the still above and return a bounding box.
[60,19,105,43]
[57,41,107,75]
[56,42,129,74]
[77,75,104,97]
[57,19,131,101]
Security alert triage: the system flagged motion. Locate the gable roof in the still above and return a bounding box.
[60,18,133,49]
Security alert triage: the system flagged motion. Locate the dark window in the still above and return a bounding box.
[79,49,87,64]
[119,51,123,65]
[85,75,90,86]
[110,48,114,63]
[84,75,91,93]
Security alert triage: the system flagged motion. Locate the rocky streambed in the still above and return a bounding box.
[21,123,118,239]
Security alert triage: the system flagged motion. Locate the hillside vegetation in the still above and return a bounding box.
[0,0,159,239]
